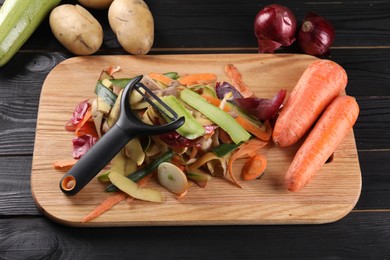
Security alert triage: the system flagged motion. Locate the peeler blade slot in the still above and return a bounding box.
[135,83,179,122]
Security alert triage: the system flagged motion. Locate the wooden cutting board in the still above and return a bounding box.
[31,54,361,227]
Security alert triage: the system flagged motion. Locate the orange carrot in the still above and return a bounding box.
[53,159,78,170]
[76,122,98,137]
[235,116,270,141]
[81,173,153,223]
[224,64,254,98]
[176,186,190,199]
[106,66,121,76]
[81,192,127,223]
[228,138,268,188]
[75,107,97,137]
[148,73,174,86]
[178,73,217,86]
[272,59,348,147]
[201,94,271,141]
[285,95,359,192]
[241,153,267,181]
[201,93,223,106]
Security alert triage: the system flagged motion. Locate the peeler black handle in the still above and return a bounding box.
[59,75,185,196]
[59,124,133,196]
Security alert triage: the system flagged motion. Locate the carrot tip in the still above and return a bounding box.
[286,179,303,192]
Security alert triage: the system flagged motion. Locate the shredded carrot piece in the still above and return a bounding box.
[224,64,254,98]
[235,116,270,141]
[81,173,154,223]
[176,189,188,199]
[107,66,121,76]
[148,73,174,86]
[228,138,268,188]
[81,192,127,223]
[53,159,78,170]
[201,94,220,107]
[241,153,267,181]
[176,182,193,199]
[76,122,98,137]
[75,107,97,137]
[178,73,217,86]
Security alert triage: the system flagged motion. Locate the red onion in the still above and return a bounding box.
[65,99,90,131]
[254,4,297,53]
[159,131,195,148]
[159,126,217,148]
[234,89,287,121]
[72,134,97,159]
[216,81,243,102]
[298,13,335,56]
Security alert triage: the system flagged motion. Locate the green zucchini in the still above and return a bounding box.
[160,95,205,140]
[163,72,179,80]
[97,170,111,182]
[106,150,174,192]
[0,0,60,67]
[185,169,211,188]
[94,81,118,107]
[180,88,251,144]
[110,78,133,89]
[212,142,243,157]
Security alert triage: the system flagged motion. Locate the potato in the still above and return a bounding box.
[78,0,114,9]
[49,4,103,55]
[108,0,154,55]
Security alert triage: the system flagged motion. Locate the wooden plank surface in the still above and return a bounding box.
[31,53,361,226]
[1,212,390,259]
[10,0,390,51]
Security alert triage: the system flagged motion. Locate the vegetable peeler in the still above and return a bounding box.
[60,75,185,196]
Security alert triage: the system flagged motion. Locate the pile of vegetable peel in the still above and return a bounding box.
[54,59,359,223]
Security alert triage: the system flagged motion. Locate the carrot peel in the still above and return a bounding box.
[148,73,174,86]
[224,64,254,98]
[53,159,78,170]
[178,73,217,86]
[75,107,98,137]
[228,138,268,187]
[241,154,267,181]
[81,192,127,223]
[81,173,154,223]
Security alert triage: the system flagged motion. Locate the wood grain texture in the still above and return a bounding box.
[0,53,69,156]
[1,50,389,215]
[0,157,40,216]
[10,0,390,52]
[331,49,390,98]
[1,48,389,155]
[353,96,390,151]
[356,150,390,209]
[0,0,389,258]
[1,212,390,259]
[30,54,361,226]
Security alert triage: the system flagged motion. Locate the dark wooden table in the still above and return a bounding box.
[1,0,389,258]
